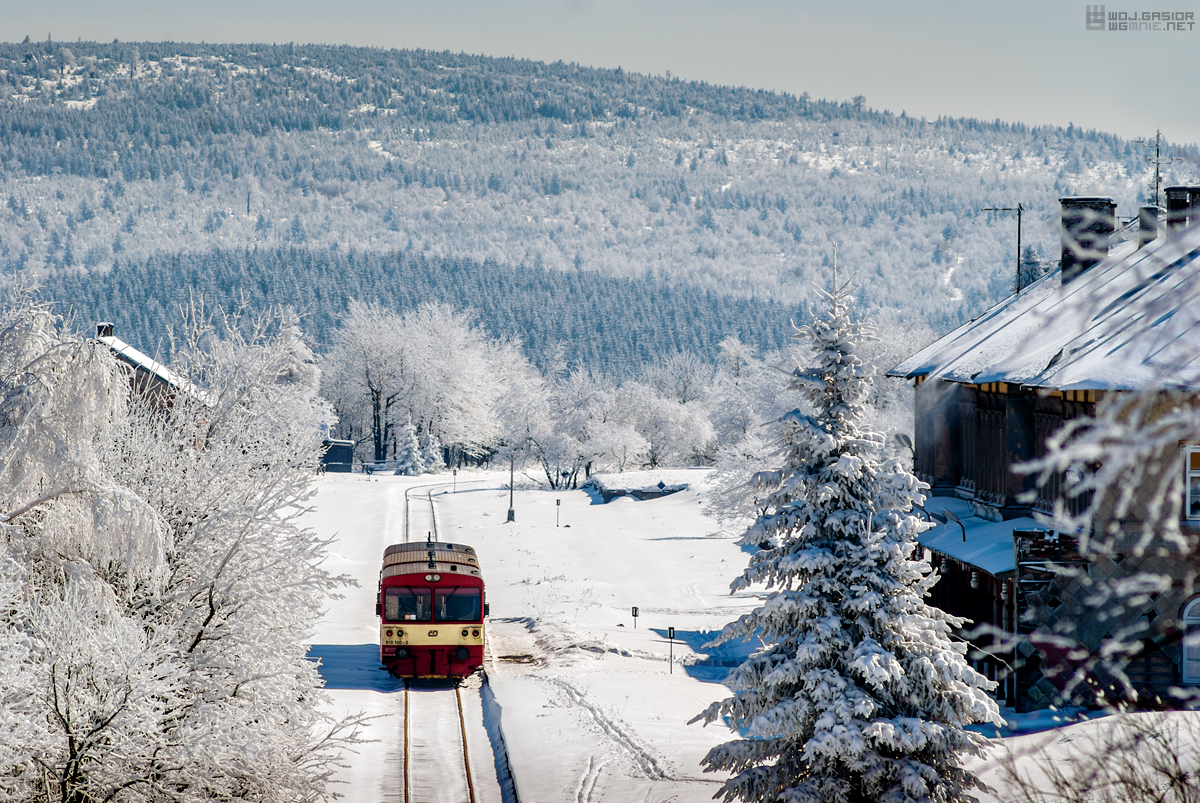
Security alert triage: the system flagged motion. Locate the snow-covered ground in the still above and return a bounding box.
[305,468,762,801]
[301,468,1192,802]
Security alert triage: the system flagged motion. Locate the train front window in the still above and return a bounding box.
[385,588,431,622]
[435,588,481,622]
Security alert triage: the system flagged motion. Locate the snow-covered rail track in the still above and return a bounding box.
[404,483,441,543]
[404,684,477,803]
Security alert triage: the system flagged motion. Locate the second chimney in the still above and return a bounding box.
[1138,205,1161,249]
[1060,196,1116,283]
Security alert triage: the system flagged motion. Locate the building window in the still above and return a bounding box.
[1182,598,1200,684]
[1187,448,1200,520]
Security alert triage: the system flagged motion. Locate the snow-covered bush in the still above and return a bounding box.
[693,278,1000,803]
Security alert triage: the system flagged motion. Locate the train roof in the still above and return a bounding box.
[380,541,482,580]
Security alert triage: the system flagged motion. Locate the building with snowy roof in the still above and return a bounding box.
[890,188,1200,710]
[94,322,213,408]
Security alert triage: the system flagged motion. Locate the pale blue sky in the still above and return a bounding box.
[4,0,1200,149]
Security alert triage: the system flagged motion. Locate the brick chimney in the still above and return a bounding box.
[1060,196,1116,283]
[1165,186,1200,232]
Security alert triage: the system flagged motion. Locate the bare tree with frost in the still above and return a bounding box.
[694,277,1000,803]
[323,300,521,464]
[0,292,359,803]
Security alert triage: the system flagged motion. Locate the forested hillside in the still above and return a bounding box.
[43,247,796,374]
[2,39,1194,368]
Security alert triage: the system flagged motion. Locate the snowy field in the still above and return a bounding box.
[301,469,1192,802]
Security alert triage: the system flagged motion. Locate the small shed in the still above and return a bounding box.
[321,439,355,473]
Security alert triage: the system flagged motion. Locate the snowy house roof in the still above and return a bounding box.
[96,330,215,407]
[889,223,1200,391]
[98,334,186,388]
[917,496,1035,576]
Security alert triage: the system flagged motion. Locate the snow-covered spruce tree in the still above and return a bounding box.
[394,417,426,475]
[420,430,444,472]
[693,278,1000,803]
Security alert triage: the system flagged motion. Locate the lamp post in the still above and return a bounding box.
[506,452,515,523]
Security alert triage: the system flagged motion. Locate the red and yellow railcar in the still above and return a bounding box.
[377,541,486,679]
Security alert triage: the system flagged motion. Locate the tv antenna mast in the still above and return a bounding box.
[982,203,1025,292]
[1135,129,1182,208]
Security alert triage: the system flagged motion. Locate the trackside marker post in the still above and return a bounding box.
[632,606,638,628]
[668,626,675,674]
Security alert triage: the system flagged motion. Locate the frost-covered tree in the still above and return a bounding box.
[495,366,589,489]
[619,380,716,468]
[703,430,777,537]
[0,293,358,803]
[323,300,522,463]
[322,300,407,461]
[694,278,999,803]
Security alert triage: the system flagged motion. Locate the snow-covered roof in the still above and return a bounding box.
[918,502,1042,576]
[918,495,1041,576]
[97,335,214,406]
[889,224,1200,391]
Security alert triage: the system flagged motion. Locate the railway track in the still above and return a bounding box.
[403,683,477,803]
[404,482,442,543]
[398,474,520,803]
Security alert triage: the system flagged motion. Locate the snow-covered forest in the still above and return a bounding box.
[2,40,1194,376]
[41,246,799,376]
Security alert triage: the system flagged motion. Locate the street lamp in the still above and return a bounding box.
[506,452,515,523]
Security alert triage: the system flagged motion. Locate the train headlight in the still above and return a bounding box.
[385,629,393,638]
[397,647,410,659]
[472,629,480,638]
[461,629,469,637]
[454,647,470,661]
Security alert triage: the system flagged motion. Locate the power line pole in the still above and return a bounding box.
[1135,129,1182,208]
[982,203,1025,292]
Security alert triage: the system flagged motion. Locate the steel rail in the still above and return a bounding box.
[401,683,476,803]
[403,481,447,544]
[456,685,478,803]
[403,683,411,803]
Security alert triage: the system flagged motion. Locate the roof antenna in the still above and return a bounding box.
[1135,129,1183,208]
